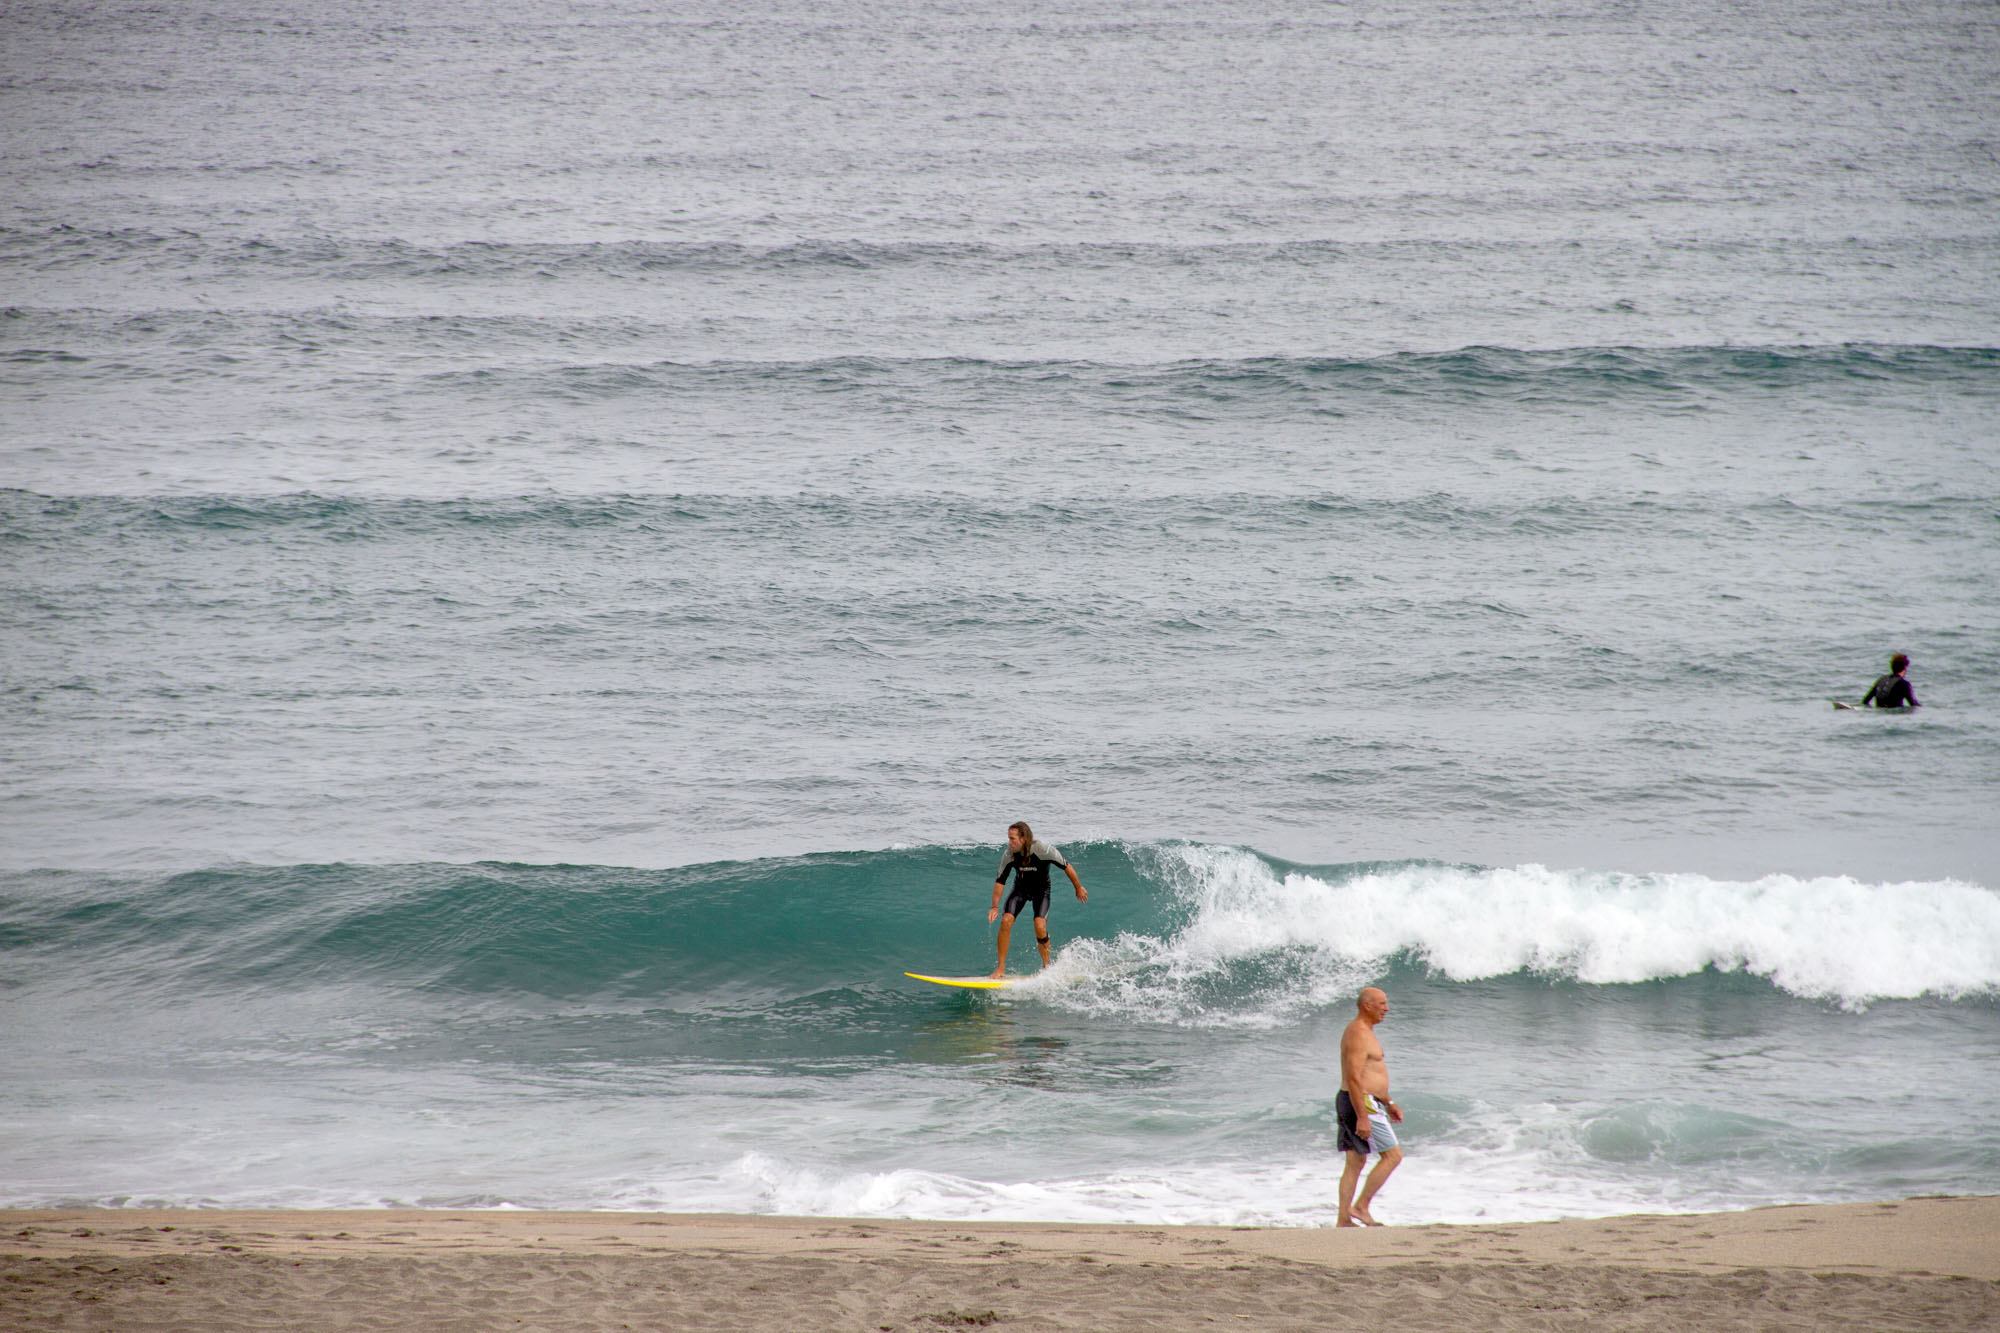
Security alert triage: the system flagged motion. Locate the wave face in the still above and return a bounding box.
[7,845,1993,1014]
[0,848,1169,1005]
[3,845,1996,1220]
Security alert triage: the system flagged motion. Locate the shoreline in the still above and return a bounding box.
[6,1195,1996,1330]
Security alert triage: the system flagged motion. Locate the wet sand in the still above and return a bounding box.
[5,1194,1996,1330]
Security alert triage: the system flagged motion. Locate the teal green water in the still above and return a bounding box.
[3,846,1996,1221]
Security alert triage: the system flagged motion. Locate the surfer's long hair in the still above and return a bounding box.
[1009,820,1033,846]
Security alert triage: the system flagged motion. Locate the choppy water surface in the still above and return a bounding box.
[2,0,1997,1222]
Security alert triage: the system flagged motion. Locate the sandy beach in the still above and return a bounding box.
[4,1195,1995,1331]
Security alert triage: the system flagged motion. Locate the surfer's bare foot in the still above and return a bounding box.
[988,969,1006,979]
[1336,1215,1361,1227]
[1353,1203,1381,1226]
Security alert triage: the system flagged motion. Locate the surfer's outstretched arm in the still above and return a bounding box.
[1065,863,1087,902]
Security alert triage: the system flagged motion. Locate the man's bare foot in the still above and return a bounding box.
[1352,1203,1381,1226]
[1336,1215,1360,1227]
[987,969,1006,979]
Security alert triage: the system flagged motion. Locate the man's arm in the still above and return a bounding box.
[1340,1032,1372,1141]
[1064,863,1087,902]
[988,879,1006,923]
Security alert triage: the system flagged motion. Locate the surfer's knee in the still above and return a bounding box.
[999,912,1016,926]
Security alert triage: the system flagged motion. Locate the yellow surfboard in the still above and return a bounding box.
[904,972,1016,990]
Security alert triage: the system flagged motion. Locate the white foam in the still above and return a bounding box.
[633,1146,1745,1228]
[1046,845,2000,1018]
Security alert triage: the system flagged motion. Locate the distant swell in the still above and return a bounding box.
[6,297,1997,407]
[9,226,1986,287]
[401,343,2000,406]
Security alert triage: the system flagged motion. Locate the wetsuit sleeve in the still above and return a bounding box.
[996,854,1014,882]
[1030,840,1067,867]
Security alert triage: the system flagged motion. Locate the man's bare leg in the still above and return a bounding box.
[1034,916,1050,969]
[989,912,1015,978]
[1352,1146,1402,1225]
[1336,1150,1366,1226]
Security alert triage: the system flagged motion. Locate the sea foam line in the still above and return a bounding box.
[1062,846,2000,1012]
[614,1148,1754,1228]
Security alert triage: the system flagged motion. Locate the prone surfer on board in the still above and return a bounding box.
[988,821,1086,978]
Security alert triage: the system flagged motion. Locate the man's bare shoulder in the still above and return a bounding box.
[1341,1017,1382,1051]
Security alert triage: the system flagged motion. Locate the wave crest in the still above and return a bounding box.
[1049,846,2000,1019]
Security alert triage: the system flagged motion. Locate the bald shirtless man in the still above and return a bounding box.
[1336,986,1404,1227]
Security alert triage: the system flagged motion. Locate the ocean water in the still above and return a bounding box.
[2,0,1997,1225]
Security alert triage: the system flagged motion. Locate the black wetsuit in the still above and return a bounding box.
[1862,672,1919,709]
[997,843,1065,922]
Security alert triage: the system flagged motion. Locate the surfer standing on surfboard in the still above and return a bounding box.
[988,821,1086,979]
